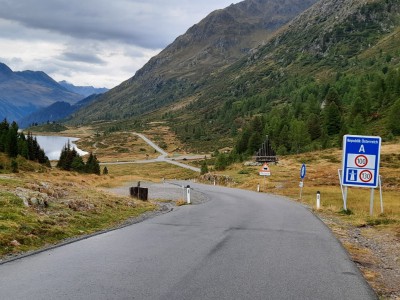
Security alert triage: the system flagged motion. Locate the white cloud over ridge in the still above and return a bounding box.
[0,0,239,88]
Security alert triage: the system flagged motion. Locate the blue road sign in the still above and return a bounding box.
[342,135,381,188]
[300,164,306,179]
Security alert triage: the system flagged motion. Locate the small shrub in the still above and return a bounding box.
[11,159,18,173]
[339,208,353,215]
[366,217,396,226]
[238,169,250,174]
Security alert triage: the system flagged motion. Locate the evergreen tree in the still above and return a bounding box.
[289,119,310,154]
[57,141,77,171]
[325,87,342,108]
[0,119,9,152]
[247,132,262,156]
[350,114,365,135]
[11,159,18,173]
[85,152,100,175]
[57,144,69,170]
[200,161,209,175]
[215,153,228,171]
[235,129,251,154]
[71,156,85,172]
[278,124,290,151]
[6,121,18,158]
[324,102,342,135]
[103,166,109,175]
[307,113,322,140]
[387,99,400,134]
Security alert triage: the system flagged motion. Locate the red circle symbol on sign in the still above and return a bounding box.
[359,170,373,182]
[355,155,368,168]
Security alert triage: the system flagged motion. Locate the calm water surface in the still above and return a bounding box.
[35,136,88,160]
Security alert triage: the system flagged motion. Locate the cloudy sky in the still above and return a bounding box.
[0,0,240,88]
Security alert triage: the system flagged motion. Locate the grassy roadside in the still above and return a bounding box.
[0,167,154,259]
[0,154,197,260]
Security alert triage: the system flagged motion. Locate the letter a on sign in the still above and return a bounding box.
[359,145,365,153]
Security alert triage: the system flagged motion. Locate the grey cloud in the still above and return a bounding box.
[59,52,107,65]
[0,0,239,87]
[0,0,237,49]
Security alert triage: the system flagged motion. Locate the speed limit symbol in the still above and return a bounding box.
[359,170,373,183]
[355,155,368,168]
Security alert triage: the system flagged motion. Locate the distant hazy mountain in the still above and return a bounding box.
[0,62,83,122]
[59,80,108,97]
[19,94,102,128]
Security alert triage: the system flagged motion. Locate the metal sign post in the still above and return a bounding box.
[338,169,348,211]
[341,135,382,215]
[259,163,271,192]
[379,175,384,214]
[299,164,306,200]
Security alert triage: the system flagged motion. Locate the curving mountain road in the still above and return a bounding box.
[101,133,201,173]
[0,183,376,299]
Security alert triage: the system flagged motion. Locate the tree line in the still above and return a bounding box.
[1,118,103,175]
[0,119,50,167]
[57,141,101,175]
[231,68,400,158]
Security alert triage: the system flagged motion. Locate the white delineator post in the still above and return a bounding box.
[186,185,191,204]
[316,191,321,210]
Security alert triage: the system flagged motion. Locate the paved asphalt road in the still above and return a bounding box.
[0,183,376,300]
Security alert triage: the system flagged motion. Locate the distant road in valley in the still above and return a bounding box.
[100,132,201,173]
[0,183,376,299]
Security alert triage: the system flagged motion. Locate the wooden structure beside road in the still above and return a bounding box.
[254,136,278,164]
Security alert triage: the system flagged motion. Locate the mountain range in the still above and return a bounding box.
[70,0,318,122]
[0,63,108,125]
[69,0,400,153]
[18,94,102,129]
[58,81,108,98]
[3,0,400,153]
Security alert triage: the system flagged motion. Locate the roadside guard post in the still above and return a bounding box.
[299,164,306,200]
[186,185,191,204]
[259,163,271,192]
[316,191,321,210]
[340,135,382,215]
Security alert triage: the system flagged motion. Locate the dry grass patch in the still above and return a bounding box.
[0,169,155,259]
[99,162,197,188]
[143,125,186,154]
[75,132,158,162]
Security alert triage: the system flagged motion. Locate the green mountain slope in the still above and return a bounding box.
[72,0,400,153]
[161,0,400,152]
[70,0,318,122]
